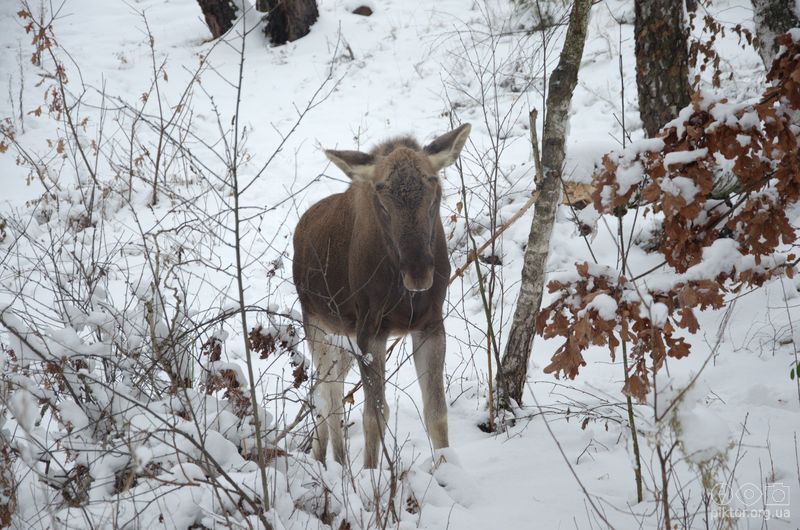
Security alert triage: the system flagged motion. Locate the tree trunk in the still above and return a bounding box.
[634,0,690,138]
[752,0,799,69]
[263,0,319,45]
[196,0,238,39]
[496,0,593,408]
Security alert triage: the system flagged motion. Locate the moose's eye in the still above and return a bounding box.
[375,181,386,191]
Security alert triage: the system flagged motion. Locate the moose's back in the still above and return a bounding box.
[292,191,359,333]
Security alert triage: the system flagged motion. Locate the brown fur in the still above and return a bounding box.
[293,140,453,337]
[292,124,471,467]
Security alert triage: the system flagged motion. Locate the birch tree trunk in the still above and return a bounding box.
[752,0,799,69]
[497,0,593,408]
[634,0,690,138]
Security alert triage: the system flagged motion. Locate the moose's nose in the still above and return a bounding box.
[401,268,434,292]
[400,254,434,292]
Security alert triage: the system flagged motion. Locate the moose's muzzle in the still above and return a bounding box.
[400,253,434,292]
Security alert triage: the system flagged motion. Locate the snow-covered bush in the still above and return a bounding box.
[0,5,310,528]
[539,31,800,401]
[535,28,800,526]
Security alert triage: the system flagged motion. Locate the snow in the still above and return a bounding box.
[208,360,249,387]
[583,293,618,320]
[0,0,798,528]
[576,203,601,230]
[737,109,762,129]
[628,137,666,156]
[660,175,701,202]
[58,400,90,433]
[736,133,752,146]
[683,238,756,281]
[646,301,669,328]
[615,159,645,195]
[8,389,38,432]
[663,148,709,167]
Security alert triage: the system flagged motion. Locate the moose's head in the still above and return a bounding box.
[325,124,471,291]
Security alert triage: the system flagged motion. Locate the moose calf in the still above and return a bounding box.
[293,123,471,468]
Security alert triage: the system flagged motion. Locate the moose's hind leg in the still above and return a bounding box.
[307,316,353,465]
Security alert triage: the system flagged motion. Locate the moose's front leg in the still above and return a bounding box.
[411,321,448,450]
[355,331,388,469]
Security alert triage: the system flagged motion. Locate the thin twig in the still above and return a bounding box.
[528,382,615,529]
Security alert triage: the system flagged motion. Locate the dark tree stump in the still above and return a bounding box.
[197,0,239,39]
[352,5,373,16]
[264,0,319,45]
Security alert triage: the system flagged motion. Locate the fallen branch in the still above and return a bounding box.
[450,190,540,281]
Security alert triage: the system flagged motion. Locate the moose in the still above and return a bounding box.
[292,123,471,468]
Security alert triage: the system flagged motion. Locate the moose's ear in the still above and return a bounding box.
[423,123,471,171]
[325,149,376,181]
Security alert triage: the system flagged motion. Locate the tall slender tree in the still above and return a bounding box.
[497,0,593,408]
[634,0,691,137]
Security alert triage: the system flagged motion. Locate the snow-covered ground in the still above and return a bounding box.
[1,0,799,528]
